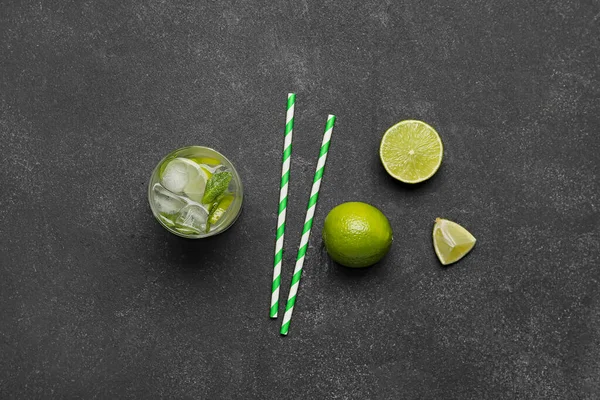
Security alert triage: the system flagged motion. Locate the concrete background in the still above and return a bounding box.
[1,1,599,398]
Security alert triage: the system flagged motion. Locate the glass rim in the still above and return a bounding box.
[148,146,244,239]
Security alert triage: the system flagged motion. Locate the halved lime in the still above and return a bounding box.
[380,120,443,183]
[432,218,476,265]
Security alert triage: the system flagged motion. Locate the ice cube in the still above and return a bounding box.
[175,204,209,233]
[161,158,202,194]
[152,183,187,216]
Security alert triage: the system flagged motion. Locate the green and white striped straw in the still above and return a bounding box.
[270,93,295,319]
[280,114,336,335]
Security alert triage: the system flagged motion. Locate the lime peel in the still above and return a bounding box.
[322,202,393,268]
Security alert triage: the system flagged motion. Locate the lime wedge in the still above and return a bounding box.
[432,218,476,265]
[380,120,443,183]
[202,171,232,204]
[206,193,234,232]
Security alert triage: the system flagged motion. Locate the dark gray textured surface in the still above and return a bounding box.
[1,1,599,399]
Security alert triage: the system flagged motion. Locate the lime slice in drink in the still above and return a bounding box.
[199,166,213,179]
[174,226,201,235]
[188,157,221,179]
[380,120,443,183]
[158,213,177,227]
[202,171,232,204]
[432,218,476,265]
[183,168,208,203]
[189,156,221,166]
[206,193,234,232]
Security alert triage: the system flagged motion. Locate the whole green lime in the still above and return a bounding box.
[322,202,393,268]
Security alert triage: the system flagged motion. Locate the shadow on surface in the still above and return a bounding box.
[154,223,236,270]
[320,243,383,282]
[377,161,446,195]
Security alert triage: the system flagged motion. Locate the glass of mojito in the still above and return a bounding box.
[148,146,243,238]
